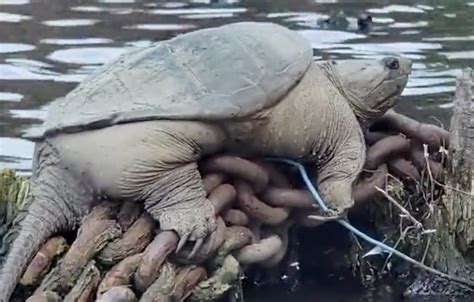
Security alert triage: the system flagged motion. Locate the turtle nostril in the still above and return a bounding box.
[386,58,400,70]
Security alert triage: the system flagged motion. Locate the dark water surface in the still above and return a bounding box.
[1,0,474,174]
[0,0,473,300]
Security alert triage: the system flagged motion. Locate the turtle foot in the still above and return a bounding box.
[157,199,217,259]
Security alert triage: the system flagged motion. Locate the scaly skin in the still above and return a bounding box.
[0,57,410,301]
[0,142,90,301]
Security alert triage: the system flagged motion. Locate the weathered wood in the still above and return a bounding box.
[97,253,142,297]
[63,261,101,302]
[445,68,473,252]
[97,286,137,302]
[20,237,69,286]
[405,68,473,297]
[60,203,121,288]
[25,291,62,302]
[97,213,154,265]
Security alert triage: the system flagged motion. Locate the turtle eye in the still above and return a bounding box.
[385,58,400,70]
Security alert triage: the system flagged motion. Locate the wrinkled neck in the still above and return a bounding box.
[319,61,381,127]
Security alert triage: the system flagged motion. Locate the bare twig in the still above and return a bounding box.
[375,186,424,230]
[420,233,432,265]
[381,225,415,271]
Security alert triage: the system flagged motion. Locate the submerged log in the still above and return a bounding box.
[405,68,474,297]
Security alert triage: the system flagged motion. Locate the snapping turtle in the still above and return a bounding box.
[0,21,411,300]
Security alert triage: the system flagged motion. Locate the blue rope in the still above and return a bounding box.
[264,157,474,288]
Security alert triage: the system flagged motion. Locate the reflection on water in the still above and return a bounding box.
[40,37,114,45]
[0,92,22,102]
[0,0,473,299]
[47,47,131,64]
[42,19,101,27]
[123,23,197,30]
[0,43,35,53]
[0,11,31,22]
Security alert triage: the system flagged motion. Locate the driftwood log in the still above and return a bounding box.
[0,91,466,300]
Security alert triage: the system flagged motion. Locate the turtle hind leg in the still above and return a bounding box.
[51,120,224,260]
[101,121,225,259]
[139,162,217,258]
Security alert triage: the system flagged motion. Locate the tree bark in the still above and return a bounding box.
[405,68,473,297]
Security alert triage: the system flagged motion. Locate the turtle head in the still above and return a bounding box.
[320,56,411,125]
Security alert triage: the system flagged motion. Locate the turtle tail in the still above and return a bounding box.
[0,143,88,302]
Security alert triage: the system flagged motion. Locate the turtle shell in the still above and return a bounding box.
[23,22,313,140]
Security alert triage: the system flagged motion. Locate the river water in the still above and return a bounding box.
[0,0,473,300]
[1,0,474,174]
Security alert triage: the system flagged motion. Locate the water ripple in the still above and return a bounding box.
[297,30,366,49]
[440,50,474,60]
[191,0,241,3]
[148,7,247,15]
[70,6,108,13]
[0,92,23,102]
[157,2,187,8]
[325,42,443,57]
[403,85,456,96]
[0,12,31,22]
[416,5,434,11]
[6,58,54,69]
[0,63,57,80]
[46,47,130,65]
[423,35,474,41]
[71,6,137,15]
[124,23,196,31]
[0,60,89,82]
[99,0,135,3]
[40,38,114,45]
[389,21,429,28]
[368,5,426,14]
[0,0,29,5]
[0,137,34,172]
[284,12,331,28]
[372,17,395,24]
[181,13,235,19]
[0,43,35,53]
[42,19,101,27]
[10,109,47,120]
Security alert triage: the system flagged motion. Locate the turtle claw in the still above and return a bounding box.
[204,231,217,256]
[188,238,204,259]
[158,198,216,257]
[176,233,190,253]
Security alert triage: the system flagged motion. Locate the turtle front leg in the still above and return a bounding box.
[312,139,366,218]
[142,162,217,257]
